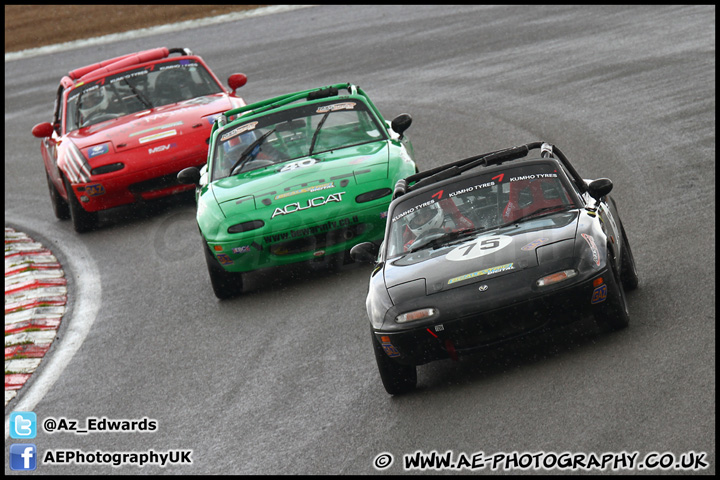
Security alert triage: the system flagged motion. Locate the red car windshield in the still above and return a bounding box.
[64,59,223,131]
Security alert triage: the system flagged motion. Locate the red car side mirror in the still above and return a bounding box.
[32,122,54,138]
[228,73,248,95]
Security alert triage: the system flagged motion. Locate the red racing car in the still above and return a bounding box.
[31,47,248,232]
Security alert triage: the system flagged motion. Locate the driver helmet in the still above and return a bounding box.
[79,87,109,120]
[156,68,194,100]
[407,203,444,237]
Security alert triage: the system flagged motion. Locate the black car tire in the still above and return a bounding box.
[594,254,630,332]
[371,328,417,395]
[47,172,70,220]
[619,223,639,291]
[62,175,98,233]
[203,241,244,299]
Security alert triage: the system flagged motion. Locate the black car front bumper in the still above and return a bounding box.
[373,271,608,366]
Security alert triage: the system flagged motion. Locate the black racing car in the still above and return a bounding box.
[350,142,639,394]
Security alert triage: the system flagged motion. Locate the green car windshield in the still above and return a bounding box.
[210,100,387,181]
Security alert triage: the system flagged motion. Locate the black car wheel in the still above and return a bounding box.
[371,328,417,395]
[62,175,98,233]
[47,172,70,220]
[203,241,244,299]
[594,254,630,332]
[619,223,639,291]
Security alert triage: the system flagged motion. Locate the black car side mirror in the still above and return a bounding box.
[588,178,613,201]
[178,167,201,186]
[350,242,379,264]
[391,113,412,139]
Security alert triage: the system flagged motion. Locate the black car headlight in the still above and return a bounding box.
[396,307,438,323]
[227,220,264,234]
[356,188,392,203]
[536,269,578,287]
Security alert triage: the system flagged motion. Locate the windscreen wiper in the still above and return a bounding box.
[229,128,276,176]
[409,228,479,253]
[308,112,329,155]
[502,204,574,226]
[123,78,152,109]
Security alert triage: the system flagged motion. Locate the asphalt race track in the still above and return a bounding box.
[4,5,715,475]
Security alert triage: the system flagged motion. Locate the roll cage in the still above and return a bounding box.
[392,142,589,200]
[211,83,388,135]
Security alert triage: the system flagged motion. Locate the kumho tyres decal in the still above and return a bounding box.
[264,216,360,244]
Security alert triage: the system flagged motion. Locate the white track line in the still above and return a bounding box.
[5,5,316,62]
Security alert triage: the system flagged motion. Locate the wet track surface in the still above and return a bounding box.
[4,5,715,474]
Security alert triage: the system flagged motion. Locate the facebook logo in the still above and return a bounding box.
[10,411,36,439]
[10,444,37,470]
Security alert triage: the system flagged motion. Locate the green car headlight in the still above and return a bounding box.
[356,188,392,203]
[227,220,265,234]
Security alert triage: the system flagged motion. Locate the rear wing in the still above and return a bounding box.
[68,47,192,82]
[394,142,588,199]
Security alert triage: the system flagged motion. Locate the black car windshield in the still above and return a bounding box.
[386,162,577,258]
[210,100,386,181]
[65,59,223,131]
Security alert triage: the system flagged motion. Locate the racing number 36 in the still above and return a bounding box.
[446,235,512,261]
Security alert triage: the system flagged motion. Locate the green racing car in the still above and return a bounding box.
[178,83,418,298]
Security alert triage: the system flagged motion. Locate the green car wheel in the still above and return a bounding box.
[203,241,244,299]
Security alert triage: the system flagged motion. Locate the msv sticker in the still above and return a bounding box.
[446,235,513,262]
[148,143,177,154]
